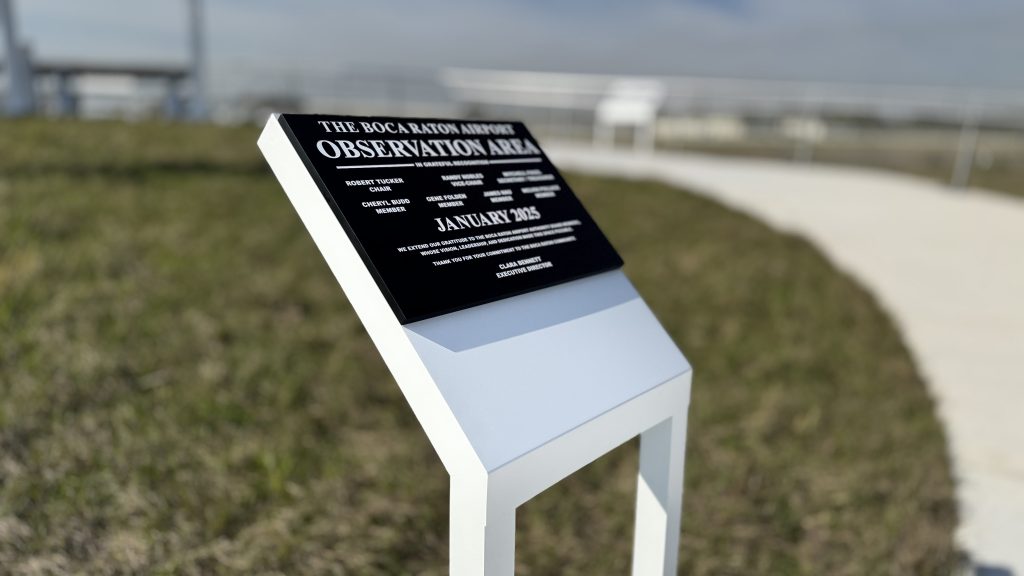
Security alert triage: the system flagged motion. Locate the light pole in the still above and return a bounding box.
[186,0,208,120]
[0,0,34,116]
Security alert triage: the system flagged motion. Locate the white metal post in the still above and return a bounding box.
[55,72,77,116]
[450,475,516,576]
[951,101,980,189]
[631,406,689,576]
[164,78,185,120]
[636,121,657,155]
[1,0,34,116]
[594,119,614,149]
[792,89,821,163]
[186,0,208,120]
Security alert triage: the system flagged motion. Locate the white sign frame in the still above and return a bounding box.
[259,114,692,575]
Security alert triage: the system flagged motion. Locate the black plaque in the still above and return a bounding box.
[279,114,623,324]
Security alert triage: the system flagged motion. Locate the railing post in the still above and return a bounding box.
[951,100,980,190]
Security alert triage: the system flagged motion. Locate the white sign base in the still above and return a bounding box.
[259,115,692,575]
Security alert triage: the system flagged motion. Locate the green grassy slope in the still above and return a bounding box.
[0,120,956,575]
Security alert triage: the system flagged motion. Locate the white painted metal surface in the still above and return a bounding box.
[407,272,688,471]
[259,115,692,574]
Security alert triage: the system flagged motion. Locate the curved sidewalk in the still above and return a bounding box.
[548,144,1024,574]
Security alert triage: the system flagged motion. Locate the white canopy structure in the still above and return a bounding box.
[0,0,207,119]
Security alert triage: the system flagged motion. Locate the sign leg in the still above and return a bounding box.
[631,408,688,576]
[450,476,516,576]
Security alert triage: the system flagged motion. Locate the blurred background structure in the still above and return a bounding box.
[0,0,203,119]
[3,0,1024,191]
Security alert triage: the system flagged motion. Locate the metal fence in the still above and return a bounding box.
[6,63,1024,189]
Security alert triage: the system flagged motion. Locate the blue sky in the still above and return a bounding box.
[7,0,1024,90]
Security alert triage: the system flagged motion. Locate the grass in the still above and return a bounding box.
[0,119,956,574]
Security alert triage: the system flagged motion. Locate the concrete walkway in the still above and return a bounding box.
[548,144,1024,574]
